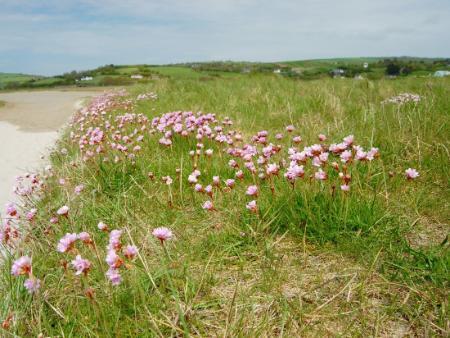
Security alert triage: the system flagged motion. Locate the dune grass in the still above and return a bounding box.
[0,75,448,336]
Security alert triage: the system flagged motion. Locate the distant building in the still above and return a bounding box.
[273,69,281,74]
[363,62,369,69]
[330,69,345,77]
[131,74,144,79]
[80,76,93,81]
[434,70,450,77]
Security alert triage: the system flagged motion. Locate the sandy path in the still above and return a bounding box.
[0,90,99,209]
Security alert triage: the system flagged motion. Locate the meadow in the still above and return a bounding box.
[0,74,448,336]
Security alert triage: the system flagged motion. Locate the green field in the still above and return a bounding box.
[0,75,449,336]
[2,57,449,91]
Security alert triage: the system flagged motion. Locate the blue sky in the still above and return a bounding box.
[1,0,449,75]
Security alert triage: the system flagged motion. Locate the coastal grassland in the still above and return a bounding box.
[1,75,448,336]
[0,100,5,108]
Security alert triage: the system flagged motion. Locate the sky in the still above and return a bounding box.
[0,0,449,75]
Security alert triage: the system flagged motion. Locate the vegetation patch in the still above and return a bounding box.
[0,76,448,336]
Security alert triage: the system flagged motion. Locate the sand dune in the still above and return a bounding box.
[0,90,98,208]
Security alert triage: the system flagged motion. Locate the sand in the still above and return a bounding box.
[0,90,99,209]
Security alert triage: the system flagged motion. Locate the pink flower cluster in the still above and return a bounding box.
[11,256,41,294]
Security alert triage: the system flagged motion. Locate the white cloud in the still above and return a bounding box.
[0,0,449,74]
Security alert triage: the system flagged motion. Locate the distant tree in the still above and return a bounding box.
[386,63,400,76]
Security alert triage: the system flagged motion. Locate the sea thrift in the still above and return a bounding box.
[202,200,214,211]
[57,233,77,253]
[71,255,91,275]
[57,205,69,216]
[123,245,138,259]
[24,277,41,294]
[11,256,32,276]
[246,185,258,197]
[152,227,173,243]
[246,200,258,213]
[405,168,419,180]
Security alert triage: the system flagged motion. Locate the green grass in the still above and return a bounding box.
[0,75,448,336]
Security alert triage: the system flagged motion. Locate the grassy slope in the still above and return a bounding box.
[1,75,449,336]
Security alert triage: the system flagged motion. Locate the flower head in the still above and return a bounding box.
[202,200,214,211]
[71,255,91,275]
[24,278,41,294]
[11,256,32,276]
[246,200,258,213]
[246,185,258,197]
[152,227,173,243]
[57,233,78,253]
[123,245,138,259]
[106,268,122,286]
[57,205,69,216]
[405,168,419,180]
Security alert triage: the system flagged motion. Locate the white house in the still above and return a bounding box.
[434,70,450,77]
[131,74,144,79]
[80,76,93,81]
[363,62,369,69]
[273,69,281,74]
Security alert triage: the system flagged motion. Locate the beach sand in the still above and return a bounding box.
[0,90,99,209]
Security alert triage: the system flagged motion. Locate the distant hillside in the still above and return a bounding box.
[1,57,449,91]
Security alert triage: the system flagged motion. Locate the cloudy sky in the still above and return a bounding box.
[1,0,449,75]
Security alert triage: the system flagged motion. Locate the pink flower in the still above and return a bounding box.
[71,255,91,276]
[405,168,419,180]
[5,203,17,217]
[235,170,244,179]
[78,232,92,244]
[286,125,295,132]
[74,184,85,194]
[212,176,220,186]
[106,249,123,269]
[106,268,122,286]
[202,200,214,211]
[98,221,108,231]
[225,179,235,188]
[26,208,37,221]
[275,133,283,140]
[340,150,352,163]
[314,169,327,181]
[194,183,203,192]
[341,184,350,192]
[152,227,173,243]
[318,134,327,141]
[57,205,69,216]
[292,136,302,144]
[123,245,138,259]
[24,278,41,294]
[11,256,32,276]
[246,185,258,197]
[50,217,59,224]
[59,178,66,185]
[343,135,354,146]
[188,174,198,184]
[204,185,213,195]
[246,200,257,213]
[266,163,279,176]
[205,149,213,156]
[57,233,78,253]
[108,229,123,250]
